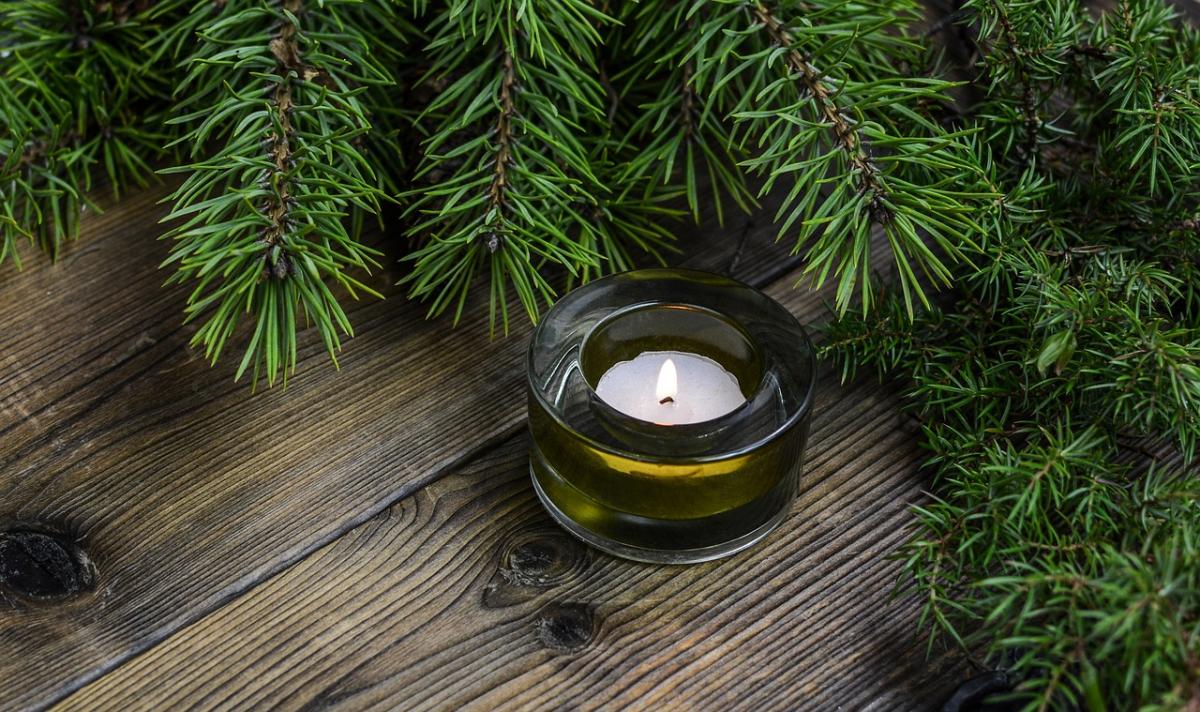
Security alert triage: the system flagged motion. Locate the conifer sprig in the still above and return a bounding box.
[611,2,756,225]
[0,80,84,267]
[0,0,183,265]
[822,1,1200,706]
[401,0,678,330]
[680,0,996,314]
[160,0,402,385]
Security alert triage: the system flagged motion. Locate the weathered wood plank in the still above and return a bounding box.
[0,182,797,710]
[55,267,972,711]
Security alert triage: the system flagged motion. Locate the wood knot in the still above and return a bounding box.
[502,532,587,586]
[0,529,96,599]
[482,529,590,608]
[533,601,595,654]
[942,671,1013,712]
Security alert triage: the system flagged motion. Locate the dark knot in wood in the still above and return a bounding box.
[482,529,591,609]
[533,601,595,654]
[0,529,96,599]
[502,530,590,586]
[941,671,1014,712]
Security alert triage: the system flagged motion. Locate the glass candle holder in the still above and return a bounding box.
[527,268,816,563]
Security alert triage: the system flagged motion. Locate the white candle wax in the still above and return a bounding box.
[594,350,745,425]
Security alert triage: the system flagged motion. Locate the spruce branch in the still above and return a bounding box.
[822,2,1200,705]
[402,0,672,331]
[750,2,891,223]
[161,0,401,385]
[682,0,995,315]
[0,0,184,266]
[957,0,1083,174]
[612,2,755,225]
[986,0,1042,163]
[0,82,86,267]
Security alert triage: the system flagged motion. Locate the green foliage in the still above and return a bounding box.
[612,1,996,314]
[702,1,994,313]
[3,0,1199,705]
[160,0,407,385]
[0,0,184,264]
[822,1,1200,707]
[402,0,678,331]
[7,0,989,378]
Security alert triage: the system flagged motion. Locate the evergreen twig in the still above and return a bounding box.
[0,0,184,264]
[160,0,402,385]
[822,1,1200,706]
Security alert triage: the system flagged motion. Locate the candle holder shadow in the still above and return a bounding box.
[527,269,816,564]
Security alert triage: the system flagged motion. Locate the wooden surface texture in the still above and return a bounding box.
[7,4,1200,709]
[1,183,972,711]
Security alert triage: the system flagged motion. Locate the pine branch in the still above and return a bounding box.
[957,0,1085,176]
[0,81,83,266]
[1088,0,1200,200]
[402,0,671,331]
[750,2,892,223]
[0,0,183,266]
[161,0,401,385]
[611,2,755,225]
[821,3,1200,704]
[986,0,1042,164]
[683,0,995,315]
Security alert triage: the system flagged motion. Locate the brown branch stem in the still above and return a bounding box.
[260,0,305,280]
[484,49,517,253]
[989,0,1041,164]
[680,60,696,142]
[751,2,890,222]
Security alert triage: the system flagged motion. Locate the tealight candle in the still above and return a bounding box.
[527,268,816,564]
[594,352,746,425]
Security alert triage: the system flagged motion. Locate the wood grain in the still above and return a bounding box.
[8,3,1198,706]
[0,182,799,710]
[54,265,972,711]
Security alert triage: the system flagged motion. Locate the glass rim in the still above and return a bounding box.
[527,267,817,465]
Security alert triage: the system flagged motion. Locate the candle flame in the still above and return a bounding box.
[656,358,677,404]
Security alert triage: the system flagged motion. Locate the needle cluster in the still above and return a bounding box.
[3,0,992,382]
[158,0,405,383]
[3,1,1199,704]
[0,0,186,265]
[822,1,1200,706]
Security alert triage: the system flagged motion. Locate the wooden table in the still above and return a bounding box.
[0,184,974,710]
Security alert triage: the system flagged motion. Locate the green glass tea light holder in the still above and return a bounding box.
[527,269,816,564]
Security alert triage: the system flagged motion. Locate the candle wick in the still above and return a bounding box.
[659,396,674,405]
